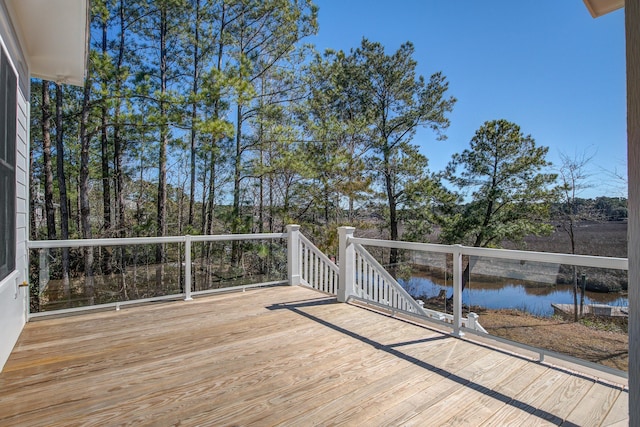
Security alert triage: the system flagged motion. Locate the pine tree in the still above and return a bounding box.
[442,119,557,248]
[354,39,455,266]
[441,119,558,292]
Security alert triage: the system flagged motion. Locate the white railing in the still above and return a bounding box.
[28,231,289,316]
[332,226,486,333]
[298,233,339,294]
[353,242,487,332]
[287,226,485,331]
[337,226,628,378]
[342,232,627,334]
[352,243,423,313]
[26,224,629,377]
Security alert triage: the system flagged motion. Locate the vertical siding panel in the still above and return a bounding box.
[16,91,27,275]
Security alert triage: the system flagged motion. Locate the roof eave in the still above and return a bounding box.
[583,0,625,18]
[5,0,89,87]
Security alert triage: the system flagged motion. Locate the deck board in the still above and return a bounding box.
[0,285,628,426]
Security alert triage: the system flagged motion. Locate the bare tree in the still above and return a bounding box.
[557,149,595,320]
[602,160,628,199]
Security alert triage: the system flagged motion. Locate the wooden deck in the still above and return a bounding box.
[0,285,628,426]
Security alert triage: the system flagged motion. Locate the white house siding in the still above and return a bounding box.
[0,91,29,372]
[0,3,28,96]
[16,89,28,284]
[0,4,29,372]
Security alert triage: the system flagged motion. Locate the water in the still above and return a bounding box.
[401,275,628,317]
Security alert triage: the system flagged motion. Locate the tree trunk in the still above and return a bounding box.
[572,265,579,322]
[156,4,168,285]
[257,75,266,234]
[188,0,201,228]
[384,149,399,269]
[115,0,126,238]
[569,216,578,321]
[258,136,264,233]
[231,104,243,266]
[200,151,209,236]
[268,167,274,232]
[178,178,186,292]
[114,0,127,297]
[55,83,70,294]
[206,147,216,235]
[79,77,94,305]
[41,81,56,240]
[100,16,112,273]
[76,178,81,232]
[205,1,226,237]
[459,184,497,293]
[29,134,37,240]
[204,145,216,289]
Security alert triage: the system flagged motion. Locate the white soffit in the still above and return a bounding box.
[5,0,89,86]
[583,0,624,18]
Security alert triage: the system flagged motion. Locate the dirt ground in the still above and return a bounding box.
[479,309,628,371]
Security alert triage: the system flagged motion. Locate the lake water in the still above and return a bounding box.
[400,276,628,317]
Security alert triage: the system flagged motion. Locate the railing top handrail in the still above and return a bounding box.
[350,237,628,270]
[351,237,454,255]
[190,232,287,242]
[28,232,288,249]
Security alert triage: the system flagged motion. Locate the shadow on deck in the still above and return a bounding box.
[0,285,628,426]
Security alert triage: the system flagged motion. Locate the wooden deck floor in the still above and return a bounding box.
[0,285,628,426]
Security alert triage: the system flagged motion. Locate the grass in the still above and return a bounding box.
[579,316,628,334]
[503,220,627,258]
[479,308,628,371]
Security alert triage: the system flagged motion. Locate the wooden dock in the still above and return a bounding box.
[0,285,628,426]
[552,303,629,318]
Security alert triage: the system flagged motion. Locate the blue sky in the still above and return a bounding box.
[309,1,626,198]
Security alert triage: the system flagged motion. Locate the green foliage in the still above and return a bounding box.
[30,1,570,269]
[441,119,557,247]
[299,49,372,226]
[353,39,455,250]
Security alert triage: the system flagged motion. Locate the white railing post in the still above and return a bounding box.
[184,235,192,301]
[452,245,464,337]
[338,226,356,303]
[467,312,478,331]
[287,225,301,286]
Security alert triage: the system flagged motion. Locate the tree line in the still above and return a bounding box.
[31,0,596,274]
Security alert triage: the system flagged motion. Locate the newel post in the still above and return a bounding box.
[338,226,355,303]
[452,245,464,337]
[184,235,192,301]
[467,312,479,332]
[287,225,301,286]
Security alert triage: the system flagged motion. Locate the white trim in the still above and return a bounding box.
[190,280,288,297]
[28,293,186,319]
[27,232,288,249]
[29,281,289,319]
[350,237,628,270]
[190,233,286,242]
[5,0,88,86]
[0,34,20,286]
[0,27,20,80]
